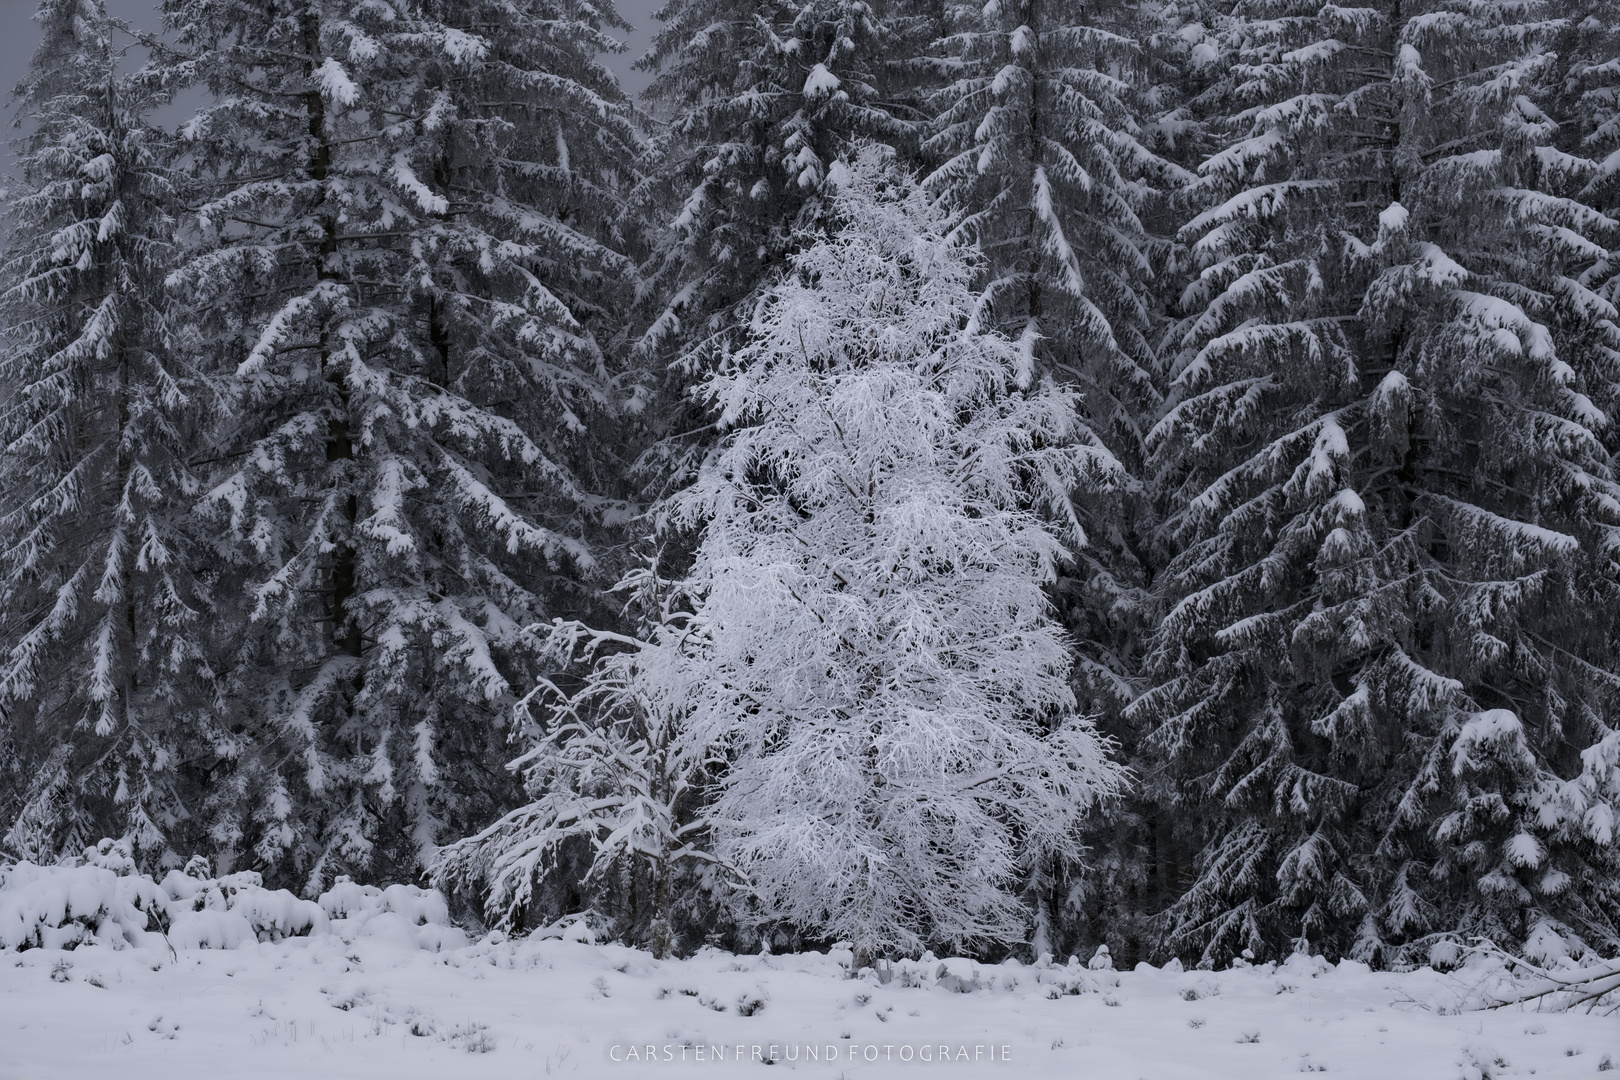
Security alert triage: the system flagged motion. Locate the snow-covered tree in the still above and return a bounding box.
[920,0,1192,960]
[374,0,648,857]
[633,0,920,493]
[667,149,1127,958]
[433,564,730,958]
[0,0,207,866]
[925,0,1176,437]
[150,0,637,890]
[1564,0,1620,315]
[925,0,1170,697]
[410,0,645,482]
[1135,0,1620,964]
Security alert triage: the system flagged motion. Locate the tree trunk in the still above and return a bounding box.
[302,6,362,660]
[651,853,673,959]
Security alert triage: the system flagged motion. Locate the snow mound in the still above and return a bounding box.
[0,840,463,953]
[0,861,166,951]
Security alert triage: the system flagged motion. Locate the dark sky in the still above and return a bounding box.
[0,0,662,185]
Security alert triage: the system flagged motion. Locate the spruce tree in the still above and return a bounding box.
[921,0,1186,958]
[925,0,1173,431]
[384,0,647,864]
[1566,0,1619,311]
[153,0,638,889]
[1136,0,1620,964]
[0,0,205,867]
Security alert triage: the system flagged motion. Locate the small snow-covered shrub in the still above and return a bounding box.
[164,869,328,948]
[0,840,463,952]
[869,952,1107,996]
[317,879,466,952]
[0,843,170,951]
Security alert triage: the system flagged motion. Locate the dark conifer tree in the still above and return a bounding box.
[0,0,206,868]
[1136,0,1620,964]
[150,0,640,889]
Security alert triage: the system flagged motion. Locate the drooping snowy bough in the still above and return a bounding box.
[1456,941,1620,1017]
[668,149,1128,960]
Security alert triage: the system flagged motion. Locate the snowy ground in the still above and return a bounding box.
[4,933,1617,1079]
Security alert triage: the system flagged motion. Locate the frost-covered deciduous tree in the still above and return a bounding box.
[1136,0,1620,964]
[0,0,207,866]
[434,565,729,958]
[669,150,1126,958]
[151,0,636,890]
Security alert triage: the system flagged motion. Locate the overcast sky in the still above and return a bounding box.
[0,0,662,184]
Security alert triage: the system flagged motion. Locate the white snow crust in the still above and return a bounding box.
[3,872,1616,1078]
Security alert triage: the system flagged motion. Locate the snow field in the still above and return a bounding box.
[4,933,1617,1079]
[3,855,1616,1078]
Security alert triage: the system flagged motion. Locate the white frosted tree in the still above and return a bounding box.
[433,564,729,958]
[0,0,208,866]
[668,149,1127,958]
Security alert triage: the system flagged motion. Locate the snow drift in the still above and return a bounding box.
[0,840,464,953]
